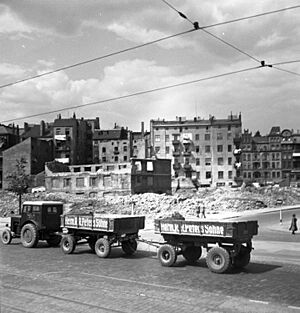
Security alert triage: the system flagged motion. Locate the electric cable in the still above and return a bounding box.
[1,4,299,89]
[272,66,300,77]
[0,65,261,123]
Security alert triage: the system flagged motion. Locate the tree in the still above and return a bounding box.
[6,157,31,214]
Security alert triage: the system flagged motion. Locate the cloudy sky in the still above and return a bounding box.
[0,0,299,134]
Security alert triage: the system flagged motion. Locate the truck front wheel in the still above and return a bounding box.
[158,244,177,267]
[182,246,202,263]
[1,229,12,245]
[206,246,231,273]
[61,235,76,254]
[95,238,111,258]
[122,239,138,255]
[21,224,39,248]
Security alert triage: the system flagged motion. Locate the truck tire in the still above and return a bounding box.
[88,237,97,253]
[122,239,138,255]
[61,235,76,254]
[21,224,39,248]
[95,238,111,258]
[206,246,231,274]
[233,246,251,268]
[1,229,12,245]
[158,244,177,267]
[47,235,61,247]
[182,246,202,263]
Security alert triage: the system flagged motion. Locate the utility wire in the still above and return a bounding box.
[273,66,300,77]
[0,65,261,124]
[1,5,299,90]
[161,0,261,64]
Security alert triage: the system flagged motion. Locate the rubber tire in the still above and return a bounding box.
[47,235,61,247]
[1,229,12,245]
[158,244,177,267]
[21,224,39,248]
[61,235,76,254]
[233,246,251,268]
[88,237,97,253]
[182,246,202,263]
[206,246,231,274]
[122,239,138,255]
[95,238,111,258]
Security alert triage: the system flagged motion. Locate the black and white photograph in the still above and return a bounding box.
[0,1,299,312]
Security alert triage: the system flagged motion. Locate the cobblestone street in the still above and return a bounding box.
[1,240,300,313]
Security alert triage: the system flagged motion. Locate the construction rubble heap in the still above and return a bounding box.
[1,185,300,218]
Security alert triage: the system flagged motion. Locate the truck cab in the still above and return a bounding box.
[1,201,63,248]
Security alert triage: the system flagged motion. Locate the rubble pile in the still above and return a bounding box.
[0,186,299,218]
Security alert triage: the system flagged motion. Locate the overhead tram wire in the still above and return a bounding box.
[1,5,299,90]
[272,66,300,77]
[161,0,300,76]
[0,65,261,124]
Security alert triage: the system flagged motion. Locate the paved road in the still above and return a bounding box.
[1,239,300,313]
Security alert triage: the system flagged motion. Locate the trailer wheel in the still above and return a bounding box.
[21,224,39,248]
[206,246,231,273]
[158,244,177,267]
[122,239,138,255]
[88,237,97,253]
[95,238,111,258]
[233,246,251,268]
[61,235,76,254]
[182,246,202,263]
[47,235,61,247]
[1,229,12,245]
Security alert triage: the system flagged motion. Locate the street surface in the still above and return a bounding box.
[1,207,300,313]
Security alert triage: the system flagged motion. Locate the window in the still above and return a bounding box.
[195,146,200,153]
[63,178,71,187]
[155,135,160,142]
[218,171,224,179]
[123,146,127,152]
[217,145,223,152]
[147,176,154,186]
[76,178,85,187]
[205,158,211,166]
[228,157,232,165]
[165,135,170,142]
[102,156,106,162]
[84,166,91,172]
[206,171,211,179]
[114,146,119,153]
[205,134,210,141]
[55,128,61,135]
[90,177,97,186]
[228,145,232,152]
[102,147,106,153]
[155,146,160,153]
[195,134,200,141]
[114,156,119,162]
[205,145,211,153]
[217,133,223,140]
[228,171,233,179]
[196,158,200,166]
[147,161,154,171]
[218,157,224,165]
[166,146,170,154]
[124,156,127,161]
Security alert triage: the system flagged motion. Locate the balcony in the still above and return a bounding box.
[183,163,192,171]
[183,151,191,157]
[113,150,120,155]
[173,150,181,157]
[173,162,181,170]
[172,139,180,146]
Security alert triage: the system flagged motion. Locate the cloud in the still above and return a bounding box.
[0,5,32,35]
[0,63,27,79]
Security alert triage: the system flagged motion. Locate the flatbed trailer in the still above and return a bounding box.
[60,213,145,258]
[154,218,258,273]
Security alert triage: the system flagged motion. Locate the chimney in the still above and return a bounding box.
[141,121,144,137]
[40,120,45,137]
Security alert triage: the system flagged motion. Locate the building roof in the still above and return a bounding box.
[53,118,78,128]
[0,125,16,135]
[93,129,128,140]
[269,126,281,136]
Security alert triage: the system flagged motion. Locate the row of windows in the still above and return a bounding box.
[243,171,281,179]
[155,133,233,142]
[154,125,237,131]
[155,145,232,154]
[99,146,128,153]
[203,171,233,180]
